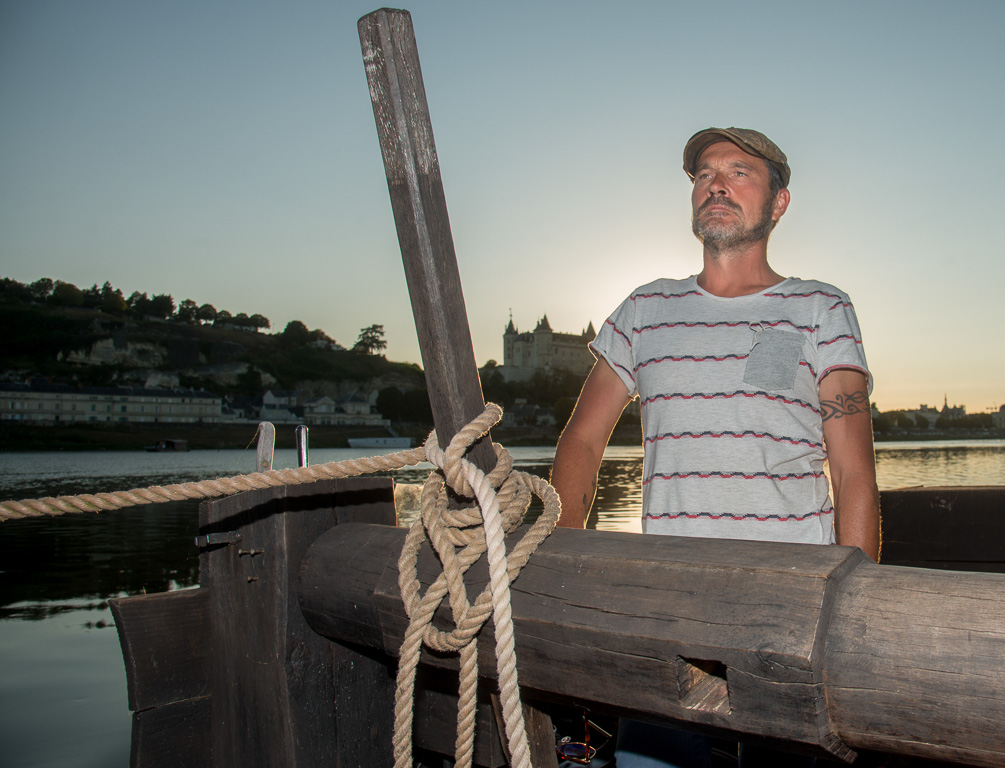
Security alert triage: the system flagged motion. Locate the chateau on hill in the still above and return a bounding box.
[497,314,596,382]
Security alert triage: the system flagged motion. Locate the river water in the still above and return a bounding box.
[1,441,1003,767]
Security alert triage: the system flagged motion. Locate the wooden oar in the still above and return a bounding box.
[357,9,558,767]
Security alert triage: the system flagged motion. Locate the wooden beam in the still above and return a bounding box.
[301,522,1005,767]
[357,8,494,471]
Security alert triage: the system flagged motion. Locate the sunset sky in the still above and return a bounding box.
[2,1,1003,413]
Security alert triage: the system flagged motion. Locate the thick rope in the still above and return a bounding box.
[1,404,561,768]
[393,406,560,768]
[0,448,428,522]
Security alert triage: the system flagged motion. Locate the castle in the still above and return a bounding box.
[496,314,596,382]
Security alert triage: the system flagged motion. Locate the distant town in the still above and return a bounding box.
[1,276,1003,442]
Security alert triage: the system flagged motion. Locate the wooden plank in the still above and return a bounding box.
[199,477,395,767]
[301,521,1005,766]
[357,8,494,471]
[880,486,1005,572]
[109,587,210,712]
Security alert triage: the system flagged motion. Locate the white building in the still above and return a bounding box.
[1,382,221,424]
[303,392,389,427]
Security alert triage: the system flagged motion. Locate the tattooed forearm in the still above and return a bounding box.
[821,391,870,421]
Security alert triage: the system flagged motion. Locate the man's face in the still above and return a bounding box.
[690,141,787,252]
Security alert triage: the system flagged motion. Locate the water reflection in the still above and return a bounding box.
[875,441,1005,488]
[0,501,200,619]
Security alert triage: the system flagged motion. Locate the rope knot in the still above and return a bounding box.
[393,403,561,768]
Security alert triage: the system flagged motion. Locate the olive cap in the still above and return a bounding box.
[683,127,790,188]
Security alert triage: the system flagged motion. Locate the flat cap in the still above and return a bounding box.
[683,127,790,188]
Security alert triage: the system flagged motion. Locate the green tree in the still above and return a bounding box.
[250,313,270,331]
[177,299,199,324]
[197,303,217,324]
[1,277,32,302]
[29,278,54,302]
[149,293,175,319]
[377,386,405,422]
[80,283,102,308]
[403,388,432,423]
[128,291,152,315]
[235,366,264,396]
[282,320,311,346]
[100,282,127,314]
[352,324,387,355]
[50,280,84,307]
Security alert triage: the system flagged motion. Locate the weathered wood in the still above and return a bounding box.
[357,8,493,471]
[110,587,210,712]
[110,588,211,768]
[199,477,395,767]
[826,564,1005,764]
[129,697,211,768]
[880,486,1005,572]
[256,421,276,471]
[300,523,1005,766]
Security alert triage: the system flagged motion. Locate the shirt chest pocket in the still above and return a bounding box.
[743,326,805,392]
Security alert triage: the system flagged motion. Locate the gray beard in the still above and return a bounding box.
[692,197,776,254]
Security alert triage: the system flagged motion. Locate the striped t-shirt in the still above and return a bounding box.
[591,275,871,545]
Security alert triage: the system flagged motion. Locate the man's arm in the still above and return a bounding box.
[551,359,632,529]
[820,368,881,561]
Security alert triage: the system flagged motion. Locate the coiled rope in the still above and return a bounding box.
[0,403,560,768]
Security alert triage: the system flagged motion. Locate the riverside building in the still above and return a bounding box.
[0,382,221,424]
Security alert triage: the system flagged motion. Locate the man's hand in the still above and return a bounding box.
[820,368,881,560]
[551,360,631,528]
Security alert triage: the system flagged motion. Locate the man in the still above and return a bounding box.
[550,128,880,768]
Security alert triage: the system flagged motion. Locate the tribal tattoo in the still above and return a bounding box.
[820,391,869,421]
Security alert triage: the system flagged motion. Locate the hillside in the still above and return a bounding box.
[0,300,425,398]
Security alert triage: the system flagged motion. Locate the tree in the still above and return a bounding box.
[282,320,311,346]
[214,309,233,325]
[29,278,54,302]
[352,324,387,355]
[100,282,127,314]
[377,386,406,422]
[0,277,33,302]
[197,303,217,324]
[50,280,84,307]
[149,293,175,319]
[128,291,152,316]
[177,299,199,324]
[403,388,433,423]
[81,283,102,308]
[250,313,271,331]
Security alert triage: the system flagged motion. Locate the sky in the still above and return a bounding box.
[2,0,1003,413]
